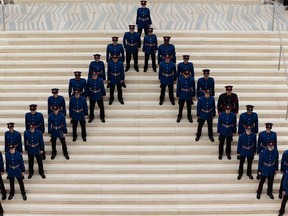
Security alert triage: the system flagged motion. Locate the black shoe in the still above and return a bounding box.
[8,194,13,200]
[28,174,33,179]
[171,101,175,105]
[2,193,6,200]
[247,174,254,180]
[134,67,139,72]
[41,153,46,160]
[176,117,181,123]
[40,174,46,179]
[268,193,274,200]
[64,154,70,160]
[22,193,27,201]
[159,101,163,105]
[119,99,124,105]
[218,155,222,160]
[73,137,77,142]
[144,68,147,72]
[101,118,105,123]
[209,137,214,142]
[51,153,56,160]
[279,193,283,199]
[88,118,93,123]
[227,155,231,160]
[122,82,126,88]
[279,213,283,216]
[188,117,193,123]
[195,136,200,142]
[125,67,129,72]
[153,68,157,72]
[109,98,113,105]
[83,137,87,142]
[107,83,110,88]
[237,174,242,180]
[256,174,261,180]
[256,194,261,199]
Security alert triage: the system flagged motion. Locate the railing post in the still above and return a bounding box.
[278,44,282,70]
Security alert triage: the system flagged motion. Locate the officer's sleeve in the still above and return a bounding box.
[235,94,239,114]
[101,81,106,96]
[283,171,288,192]
[142,36,146,52]
[155,36,158,51]
[48,115,51,134]
[173,64,177,81]
[158,64,162,80]
[107,62,111,81]
[19,153,25,172]
[237,134,242,154]
[254,113,259,133]
[84,99,88,116]
[148,9,152,25]
[62,97,67,116]
[69,98,73,118]
[217,94,222,114]
[136,9,139,25]
[281,151,288,172]
[157,46,161,64]
[276,150,279,171]
[62,115,67,134]
[24,113,28,131]
[18,132,23,153]
[177,63,181,77]
[68,80,72,98]
[138,35,142,48]
[83,79,88,97]
[86,80,91,97]
[102,62,106,81]
[106,45,110,63]
[47,97,51,116]
[121,45,125,62]
[176,79,180,97]
[0,153,4,173]
[88,62,93,74]
[39,131,44,151]
[5,153,8,173]
[257,133,262,154]
[192,79,195,97]
[238,115,243,135]
[120,62,125,81]
[211,97,216,117]
[196,79,200,98]
[24,132,28,151]
[123,33,127,49]
[196,99,201,117]
[233,114,237,134]
[172,45,176,63]
[217,115,221,133]
[211,78,215,96]
[191,63,195,79]
[40,113,45,133]
[275,132,278,150]
[258,151,264,172]
[253,134,257,154]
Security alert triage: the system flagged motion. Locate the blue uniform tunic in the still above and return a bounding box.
[142,34,158,54]
[196,77,215,98]
[217,112,237,136]
[68,78,87,98]
[177,62,194,78]
[123,32,141,53]
[0,152,4,172]
[176,76,195,100]
[158,61,176,85]
[106,44,125,63]
[88,60,106,80]
[47,95,66,116]
[69,96,88,121]
[87,77,106,101]
[258,148,279,177]
[238,112,259,134]
[24,129,44,156]
[281,150,288,173]
[25,112,45,133]
[5,151,25,178]
[158,44,176,64]
[136,7,152,29]
[107,60,125,84]
[48,112,67,138]
[257,131,277,154]
[237,132,257,157]
[197,96,216,120]
[4,130,22,153]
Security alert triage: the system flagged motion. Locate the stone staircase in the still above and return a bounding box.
[0,29,287,215]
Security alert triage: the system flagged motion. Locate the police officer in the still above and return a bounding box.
[48,105,69,160]
[195,89,215,142]
[87,71,106,123]
[196,69,215,99]
[123,25,141,72]
[237,125,256,180]
[217,104,237,160]
[68,71,87,98]
[69,89,88,142]
[159,54,177,105]
[88,54,106,80]
[136,0,152,36]
[0,152,6,201]
[217,85,239,114]
[279,149,288,199]
[107,54,125,105]
[257,123,277,154]
[177,55,194,78]
[24,123,45,179]
[4,122,22,153]
[176,70,195,123]
[238,105,259,135]
[143,27,158,72]
[106,36,125,63]
[256,141,279,200]
[6,144,26,201]
[279,170,288,216]
[47,88,66,116]
[158,36,176,65]
[25,104,46,160]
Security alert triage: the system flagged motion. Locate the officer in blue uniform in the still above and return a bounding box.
[107,54,125,105]
[143,27,158,72]
[88,54,106,80]
[47,88,66,116]
[217,85,239,114]
[159,54,177,105]
[0,152,6,201]
[177,55,194,78]
[68,71,87,98]
[257,123,277,154]
[136,0,152,36]
[196,69,215,99]
[6,144,26,201]
[237,125,257,180]
[48,105,69,160]
[157,36,176,65]
[217,104,237,160]
[4,122,22,153]
[176,70,195,123]
[196,89,216,142]
[24,123,45,179]
[25,104,46,160]
[87,71,106,123]
[69,89,88,142]
[123,25,141,72]
[238,105,259,134]
[279,150,288,199]
[279,170,288,216]
[256,141,279,200]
